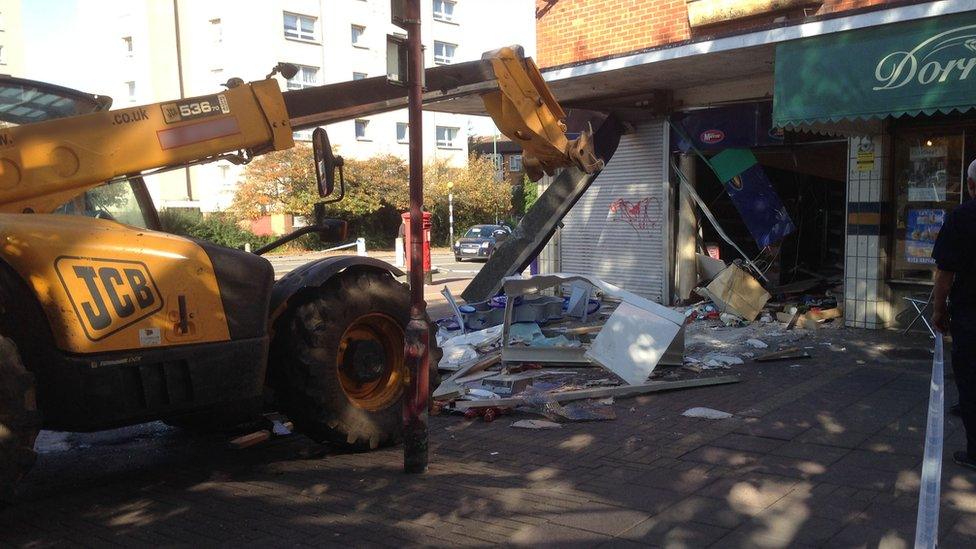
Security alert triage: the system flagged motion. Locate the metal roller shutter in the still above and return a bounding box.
[560,120,670,302]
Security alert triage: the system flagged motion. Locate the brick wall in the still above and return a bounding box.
[536,0,896,68]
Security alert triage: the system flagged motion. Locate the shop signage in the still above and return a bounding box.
[873,25,976,91]
[856,140,876,172]
[674,102,782,152]
[905,209,944,264]
[708,148,795,248]
[700,129,725,144]
[774,11,976,127]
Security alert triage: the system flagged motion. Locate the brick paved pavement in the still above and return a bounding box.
[6,327,976,547]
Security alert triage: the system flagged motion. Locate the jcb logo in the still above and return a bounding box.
[55,257,164,341]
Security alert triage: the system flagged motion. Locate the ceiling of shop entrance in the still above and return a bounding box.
[426,43,776,118]
[754,142,848,183]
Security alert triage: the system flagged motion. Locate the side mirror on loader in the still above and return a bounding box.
[312,127,344,199]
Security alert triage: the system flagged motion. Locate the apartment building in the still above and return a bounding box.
[53,0,533,212]
[0,0,23,77]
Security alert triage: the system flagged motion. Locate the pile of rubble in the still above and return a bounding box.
[431,273,741,426]
[680,258,844,371]
[431,261,845,427]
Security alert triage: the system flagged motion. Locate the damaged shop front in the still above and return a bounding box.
[515,3,973,332]
[773,9,976,330]
[425,3,971,332]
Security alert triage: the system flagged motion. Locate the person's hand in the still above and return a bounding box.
[933,306,950,334]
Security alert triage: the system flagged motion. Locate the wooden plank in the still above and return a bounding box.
[452,375,741,410]
[558,325,604,336]
[434,352,503,401]
[229,430,271,449]
[755,347,812,362]
[445,351,501,383]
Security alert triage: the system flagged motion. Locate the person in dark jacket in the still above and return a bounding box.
[932,159,976,470]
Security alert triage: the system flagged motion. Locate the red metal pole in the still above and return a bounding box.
[402,0,429,474]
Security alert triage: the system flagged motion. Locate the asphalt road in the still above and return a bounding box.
[266,249,484,282]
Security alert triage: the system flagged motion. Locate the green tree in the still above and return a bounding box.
[231,144,318,220]
[425,155,511,245]
[233,149,510,248]
[522,175,539,212]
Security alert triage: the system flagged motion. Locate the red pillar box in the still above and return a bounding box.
[401,212,432,283]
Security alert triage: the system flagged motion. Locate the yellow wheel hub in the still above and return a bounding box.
[336,313,405,411]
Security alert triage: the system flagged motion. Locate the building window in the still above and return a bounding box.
[434,41,456,65]
[126,81,136,102]
[890,130,966,282]
[487,153,502,171]
[286,65,319,90]
[396,122,409,143]
[353,72,367,80]
[0,46,6,66]
[209,18,222,45]
[433,0,456,22]
[355,119,369,140]
[283,12,316,41]
[436,126,459,148]
[121,36,133,56]
[351,25,366,48]
[509,154,522,172]
[293,129,313,142]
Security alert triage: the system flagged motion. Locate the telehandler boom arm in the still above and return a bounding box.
[0,46,598,214]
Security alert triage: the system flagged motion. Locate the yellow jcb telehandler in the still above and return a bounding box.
[0,46,599,500]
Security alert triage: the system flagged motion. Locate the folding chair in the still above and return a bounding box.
[903,289,936,338]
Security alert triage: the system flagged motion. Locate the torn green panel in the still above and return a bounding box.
[708,148,758,183]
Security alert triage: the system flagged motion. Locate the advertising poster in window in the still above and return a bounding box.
[907,145,948,202]
[905,209,945,264]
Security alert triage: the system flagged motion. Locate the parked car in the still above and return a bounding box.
[454,224,511,261]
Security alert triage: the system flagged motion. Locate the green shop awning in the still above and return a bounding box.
[774,11,976,128]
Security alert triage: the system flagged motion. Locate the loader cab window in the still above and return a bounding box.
[55,180,154,229]
[0,77,105,126]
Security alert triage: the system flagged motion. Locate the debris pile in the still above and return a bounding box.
[682,260,844,370]
[433,261,844,426]
[433,273,740,424]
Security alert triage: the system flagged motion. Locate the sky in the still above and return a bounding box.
[22,0,95,90]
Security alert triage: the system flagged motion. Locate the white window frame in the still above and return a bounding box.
[122,36,133,56]
[283,12,316,41]
[436,126,459,148]
[126,81,136,102]
[286,65,319,90]
[355,119,370,141]
[488,153,503,171]
[433,0,456,23]
[209,18,222,45]
[353,71,367,80]
[509,154,522,172]
[396,122,409,143]
[434,41,456,65]
[351,24,367,48]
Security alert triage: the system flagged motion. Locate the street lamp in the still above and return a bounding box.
[447,181,454,246]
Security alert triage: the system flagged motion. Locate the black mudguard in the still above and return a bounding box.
[269,255,405,327]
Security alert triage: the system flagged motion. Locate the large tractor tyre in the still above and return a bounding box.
[0,336,40,504]
[271,269,441,450]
